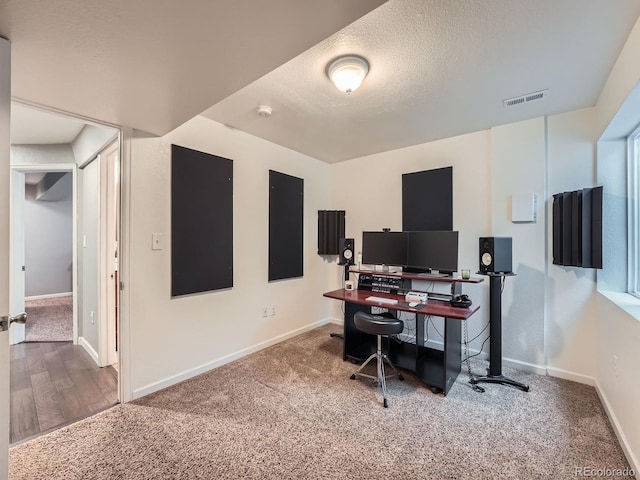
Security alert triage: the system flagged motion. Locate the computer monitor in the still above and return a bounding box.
[406,231,459,273]
[361,231,407,267]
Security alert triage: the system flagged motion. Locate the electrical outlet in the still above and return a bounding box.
[270,305,276,316]
[262,307,268,318]
[90,311,94,325]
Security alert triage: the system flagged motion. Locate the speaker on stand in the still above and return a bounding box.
[472,237,529,393]
[331,238,355,340]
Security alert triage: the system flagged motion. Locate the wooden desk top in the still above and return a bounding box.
[323,289,480,320]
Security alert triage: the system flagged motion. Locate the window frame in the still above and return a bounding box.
[628,124,640,298]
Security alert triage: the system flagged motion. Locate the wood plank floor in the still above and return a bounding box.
[10,342,118,444]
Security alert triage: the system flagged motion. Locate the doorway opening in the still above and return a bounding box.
[8,102,121,444]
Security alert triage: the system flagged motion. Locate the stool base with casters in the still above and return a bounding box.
[349,311,404,408]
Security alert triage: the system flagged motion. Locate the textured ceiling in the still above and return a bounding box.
[202,0,640,163]
[0,0,385,136]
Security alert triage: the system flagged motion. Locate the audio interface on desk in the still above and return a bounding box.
[357,273,403,293]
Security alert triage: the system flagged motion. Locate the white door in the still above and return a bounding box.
[9,170,25,345]
[1,36,12,480]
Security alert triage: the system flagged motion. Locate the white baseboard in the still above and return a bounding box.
[595,379,639,478]
[78,336,99,366]
[132,319,331,400]
[25,292,72,301]
[546,366,595,386]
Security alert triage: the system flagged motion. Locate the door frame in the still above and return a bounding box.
[9,164,78,343]
[10,99,132,404]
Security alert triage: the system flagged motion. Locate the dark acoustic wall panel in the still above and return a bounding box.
[552,186,603,269]
[552,194,563,265]
[590,186,603,269]
[571,190,582,266]
[269,170,304,281]
[562,192,573,264]
[171,144,233,297]
[582,188,593,267]
[402,167,453,231]
[318,210,345,255]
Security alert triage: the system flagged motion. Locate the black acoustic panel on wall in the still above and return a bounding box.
[571,190,582,266]
[402,167,453,231]
[269,170,304,281]
[561,192,573,264]
[552,186,603,269]
[582,188,593,267]
[590,186,603,269]
[552,194,563,265]
[318,210,345,255]
[171,144,233,297]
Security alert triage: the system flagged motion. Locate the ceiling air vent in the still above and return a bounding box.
[503,89,549,108]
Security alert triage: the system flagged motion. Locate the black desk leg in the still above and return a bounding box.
[470,275,529,392]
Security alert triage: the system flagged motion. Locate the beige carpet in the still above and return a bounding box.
[24,295,73,342]
[9,324,633,479]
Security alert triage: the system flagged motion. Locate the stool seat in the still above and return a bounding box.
[350,311,404,408]
[354,312,403,336]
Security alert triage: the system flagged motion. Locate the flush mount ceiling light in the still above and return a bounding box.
[327,55,369,94]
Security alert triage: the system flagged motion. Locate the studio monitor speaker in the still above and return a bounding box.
[339,238,355,266]
[479,237,512,274]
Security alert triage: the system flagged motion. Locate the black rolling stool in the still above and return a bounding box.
[350,311,404,408]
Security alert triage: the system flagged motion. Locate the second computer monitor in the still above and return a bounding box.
[406,230,459,273]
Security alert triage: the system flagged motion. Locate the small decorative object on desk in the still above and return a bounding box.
[344,280,354,291]
[461,269,471,280]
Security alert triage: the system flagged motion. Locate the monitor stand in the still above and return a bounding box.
[373,264,390,273]
[417,270,449,278]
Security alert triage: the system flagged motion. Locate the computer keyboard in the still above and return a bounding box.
[365,296,398,305]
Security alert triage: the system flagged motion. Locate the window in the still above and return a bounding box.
[628,124,640,298]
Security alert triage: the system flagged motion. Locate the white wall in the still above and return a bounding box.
[128,116,332,397]
[24,173,73,297]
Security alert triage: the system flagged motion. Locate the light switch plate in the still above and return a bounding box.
[152,233,163,250]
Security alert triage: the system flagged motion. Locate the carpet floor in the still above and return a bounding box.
[24,296,73,342]
[9,324,633,479]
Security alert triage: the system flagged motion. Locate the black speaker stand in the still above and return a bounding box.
[330,264,351,340]
[470,273,530,392]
